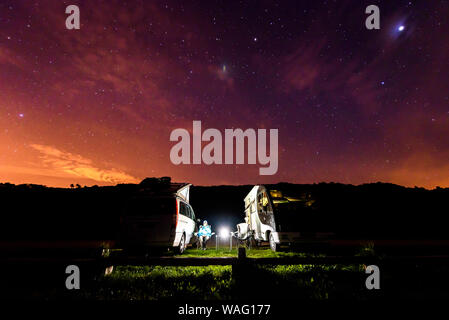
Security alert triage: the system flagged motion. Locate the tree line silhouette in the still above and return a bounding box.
[1,179,448,244]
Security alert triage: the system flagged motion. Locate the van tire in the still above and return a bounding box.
[176,233,186,254]
[269,233,278,252]
[249,237,257,249]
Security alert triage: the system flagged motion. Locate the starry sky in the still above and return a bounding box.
[0,0,448,188]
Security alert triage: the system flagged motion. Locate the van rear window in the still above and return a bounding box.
[179,202,190,218]
[125,197,175,215]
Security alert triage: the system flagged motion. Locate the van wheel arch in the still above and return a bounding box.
[268,232,279,252]
[176,232,186,254]
[265,230,271,242]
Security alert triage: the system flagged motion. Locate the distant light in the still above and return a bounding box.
[381,81,385,85]
[219,227,230,238]
[398,25,405,32]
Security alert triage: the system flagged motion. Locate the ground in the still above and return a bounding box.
[3,246,449,300]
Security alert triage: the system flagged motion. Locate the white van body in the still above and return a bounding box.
[121,182,196,254]
[173,184,196,252]
[238,185,280,251]
[237,185,333,251]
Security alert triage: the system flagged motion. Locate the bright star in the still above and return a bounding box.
[18,113,24,118]
[398,25,405,32]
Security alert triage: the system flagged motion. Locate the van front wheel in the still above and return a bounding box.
[176,233,186,254]
[269,233,278,252]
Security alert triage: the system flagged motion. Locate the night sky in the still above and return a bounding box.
[0,0,448,188]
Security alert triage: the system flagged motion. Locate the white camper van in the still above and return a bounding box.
[237,185,280,251]
[121,179,197,254]
[237,185,330,251]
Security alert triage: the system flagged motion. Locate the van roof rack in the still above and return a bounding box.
[139,177,172,186]
[136,177,191,201]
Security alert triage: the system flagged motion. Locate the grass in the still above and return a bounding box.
[5,245,449,300]
[179,247,314,258]
[178,247,358,271]
[73,246,365,300]
[179,248,239,257]
[82,265,234,300]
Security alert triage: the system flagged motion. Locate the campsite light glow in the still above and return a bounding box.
[219,227,230,239]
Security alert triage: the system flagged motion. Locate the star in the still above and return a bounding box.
[398,25,405,32]
[18,113,24,118]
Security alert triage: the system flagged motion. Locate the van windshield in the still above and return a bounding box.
[125,196,175,216]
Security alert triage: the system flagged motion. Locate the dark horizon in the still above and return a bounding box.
[0,177,442,191]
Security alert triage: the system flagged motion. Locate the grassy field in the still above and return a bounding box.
[4,246,449,300]
[73,247,366,300]
[178,247,317,258]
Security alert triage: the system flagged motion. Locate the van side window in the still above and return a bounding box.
[188,205,195,221]
[180,202,189,218]
[257,191,273,226]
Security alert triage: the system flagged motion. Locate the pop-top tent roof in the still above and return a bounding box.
[138,177,191,203]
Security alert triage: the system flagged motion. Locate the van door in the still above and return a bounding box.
[123,196,175,246]
[178,201,189,234]
[258,191,275,229]
[251,200,261,239]
[186,205,196,242]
